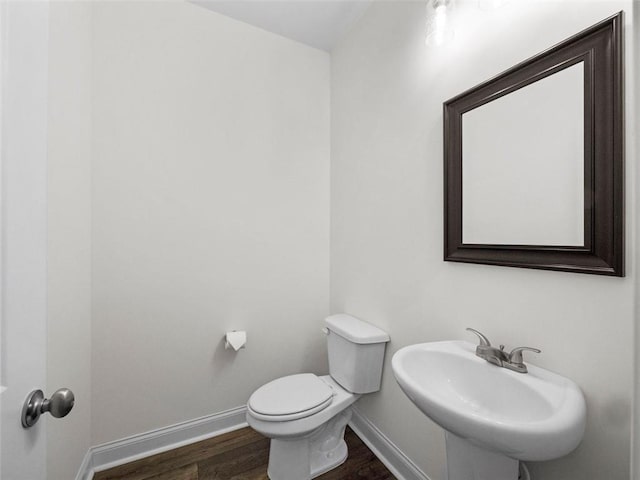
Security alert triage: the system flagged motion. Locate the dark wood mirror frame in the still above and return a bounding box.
[444,12,624,276]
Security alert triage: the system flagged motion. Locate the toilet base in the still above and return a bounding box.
[266,408,352,480]
[310,438,348,478]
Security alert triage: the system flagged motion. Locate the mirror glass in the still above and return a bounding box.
[461,62,584,246]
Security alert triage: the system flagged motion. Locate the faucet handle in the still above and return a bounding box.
[508,346,541,365]
[466,328,491,347]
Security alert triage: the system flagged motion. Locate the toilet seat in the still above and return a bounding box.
[248,373,334,422]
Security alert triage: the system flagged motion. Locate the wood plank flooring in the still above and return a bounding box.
[94,426,396,480]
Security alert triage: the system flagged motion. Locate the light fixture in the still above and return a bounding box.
[426,0,454,47]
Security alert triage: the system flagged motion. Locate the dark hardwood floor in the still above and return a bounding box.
[94,426,395,480]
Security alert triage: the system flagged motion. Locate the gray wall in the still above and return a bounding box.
[41,2,640,478]
[47,2,93,478]
[331,2,636,479]
[90,1,330,445]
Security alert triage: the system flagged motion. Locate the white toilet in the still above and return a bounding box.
[246,313,390,480]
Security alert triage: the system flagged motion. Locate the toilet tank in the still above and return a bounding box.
[325,314,390,394]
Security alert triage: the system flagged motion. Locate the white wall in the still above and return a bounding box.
[90,1,330,444]
[47,2,93,478]
[331,2,636,479]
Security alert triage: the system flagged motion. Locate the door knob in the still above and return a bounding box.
[21,388,75,428]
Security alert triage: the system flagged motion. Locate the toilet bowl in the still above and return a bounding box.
[246,314,390,480]
[247,375,359,479]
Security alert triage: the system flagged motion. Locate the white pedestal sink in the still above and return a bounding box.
[392,341,586,480]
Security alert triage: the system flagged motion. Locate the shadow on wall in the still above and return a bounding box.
[211,338,241,377]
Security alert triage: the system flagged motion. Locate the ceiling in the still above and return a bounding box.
[192,1,372,51]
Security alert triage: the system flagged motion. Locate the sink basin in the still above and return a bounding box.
[392,341,586,463]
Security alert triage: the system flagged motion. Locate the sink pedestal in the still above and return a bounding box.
[445,433,519,480]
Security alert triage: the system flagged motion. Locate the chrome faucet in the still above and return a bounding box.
[466,328,541,374]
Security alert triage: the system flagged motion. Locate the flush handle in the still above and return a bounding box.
[21,388,75,428]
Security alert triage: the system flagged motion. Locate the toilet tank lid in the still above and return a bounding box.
[325,314,390,344]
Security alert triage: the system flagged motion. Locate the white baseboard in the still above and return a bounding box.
[75,404,428,480]
[75,406,248,480]
[349,406,431,480]
[75,449,93,480]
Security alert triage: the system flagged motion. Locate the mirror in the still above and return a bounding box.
[462,62,584,246]
[444,13,624,276]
